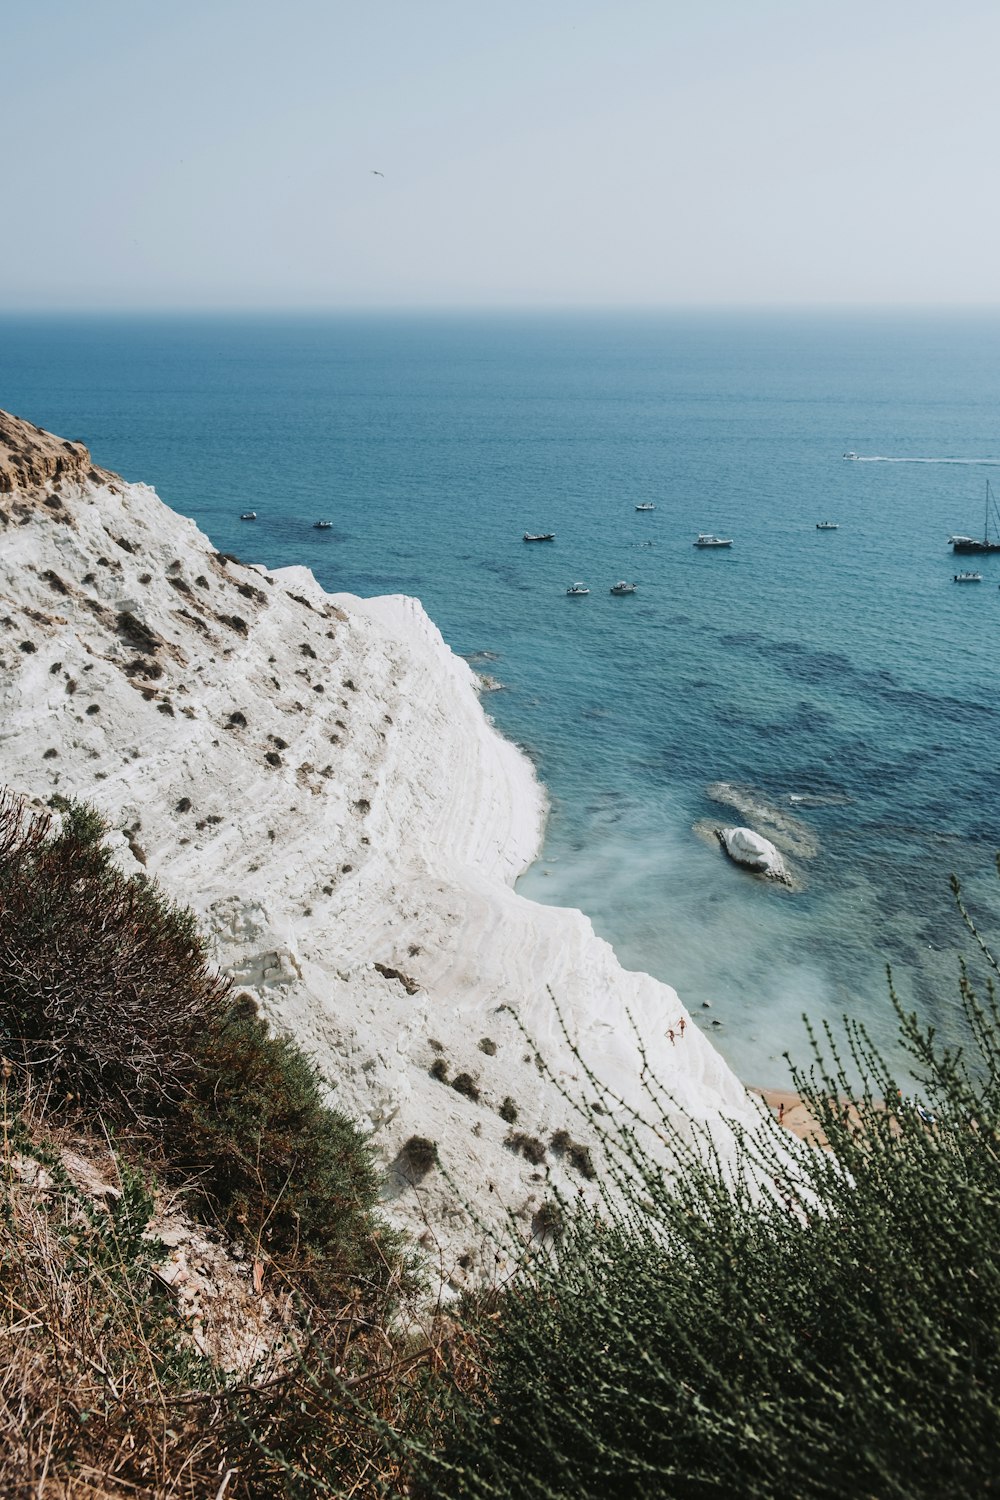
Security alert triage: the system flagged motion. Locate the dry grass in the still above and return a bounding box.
[0,785,486,1496]
[0,1084,223,1495]
[0,1076,478,1497]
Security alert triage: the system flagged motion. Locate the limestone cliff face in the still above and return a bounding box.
[0,409,766,1288]
[0,410,114,503]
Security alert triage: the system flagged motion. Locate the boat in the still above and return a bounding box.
[693,533,733,548]
[954,571,983,583]
[523,532,555,542]
[240,510,257,521]
[816,521,839,530]
[843,452,859,460]
[610,581,637,595]
[635,502,656,511]
[313,520,333,530]
[949,480,1000,553]
[566,582,590,596]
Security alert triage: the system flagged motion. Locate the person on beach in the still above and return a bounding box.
[778,1101,785,1125]
[679,1017,686,1038]
[667,1028,675,1046]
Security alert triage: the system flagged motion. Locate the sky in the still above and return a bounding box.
[3,0,1000,311]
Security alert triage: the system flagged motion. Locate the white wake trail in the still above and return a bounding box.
[852,456,1000,466]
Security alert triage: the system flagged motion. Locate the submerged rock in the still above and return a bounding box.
[716,826,791,885]
[707,781,818,859]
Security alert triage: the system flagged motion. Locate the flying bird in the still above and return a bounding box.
[371,169,384,177]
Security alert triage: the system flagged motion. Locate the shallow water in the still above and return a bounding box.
[4,309,1000,1084]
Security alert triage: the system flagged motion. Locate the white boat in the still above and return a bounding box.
[610,580,637,595]
[843,452,859,460]
[954,571,983,583]
[693,533,733,548]
[816,521,839,530]
[523,532,555,542]
[635,502,656,511]
[566,582,589,596]
[313,520,333,530]
[240,511,257,520]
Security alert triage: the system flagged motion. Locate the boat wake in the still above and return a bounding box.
[850,456,1000,466]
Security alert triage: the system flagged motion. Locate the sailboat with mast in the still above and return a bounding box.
[949,480,1000,554]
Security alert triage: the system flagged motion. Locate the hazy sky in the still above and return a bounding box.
[4,0,1000,310]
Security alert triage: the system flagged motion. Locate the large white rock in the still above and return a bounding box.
[716,826,791,885]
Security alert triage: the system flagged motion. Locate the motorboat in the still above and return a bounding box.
[842,452,859,460]
[523,532,555,542]
[240,510,257,521]
[954,571,983,583]
[610,581,637,595]
[949,480,1000,553]
[566,582,590,596]
[693,533,733,548]
[816,521,839,530]
[635,502,656,511]
[313,520,333,530]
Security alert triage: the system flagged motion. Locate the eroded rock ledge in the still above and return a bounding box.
[0,409,115,505]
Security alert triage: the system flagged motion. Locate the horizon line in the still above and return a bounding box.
[3,301,1000,319]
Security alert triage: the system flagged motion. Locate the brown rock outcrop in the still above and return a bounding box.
[0,409,117,511]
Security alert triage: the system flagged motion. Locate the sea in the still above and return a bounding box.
[3,309,1000,1089]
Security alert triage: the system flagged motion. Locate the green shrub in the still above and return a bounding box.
[48,792,107,849]
[0,790,226,1121]
[423,874,1000,1500]
[452,1072,481,1102]
[0,787,395,1305]
[177,995,394,1298]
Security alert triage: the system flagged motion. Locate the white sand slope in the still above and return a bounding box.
[0,418,764,1283]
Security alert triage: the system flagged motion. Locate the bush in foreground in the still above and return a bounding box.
[422,873,1000,1499]
[0,790,226,1121]
[10,778,1000,1497]
[178,993,397,1301]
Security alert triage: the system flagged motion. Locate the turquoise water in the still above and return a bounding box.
[3,310,1000,1085]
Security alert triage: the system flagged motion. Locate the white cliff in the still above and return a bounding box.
[0,411,765,1284]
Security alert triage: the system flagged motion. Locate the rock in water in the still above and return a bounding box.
[716,826,791,885]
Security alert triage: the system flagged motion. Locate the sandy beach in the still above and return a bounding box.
[753,1086,869,1146]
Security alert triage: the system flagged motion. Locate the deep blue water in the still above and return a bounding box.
[3,310,1000,1086]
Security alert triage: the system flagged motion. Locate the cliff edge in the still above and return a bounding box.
[0,410,764,1283]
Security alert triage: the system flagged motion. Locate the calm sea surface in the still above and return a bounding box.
[3,311,1000,1086]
